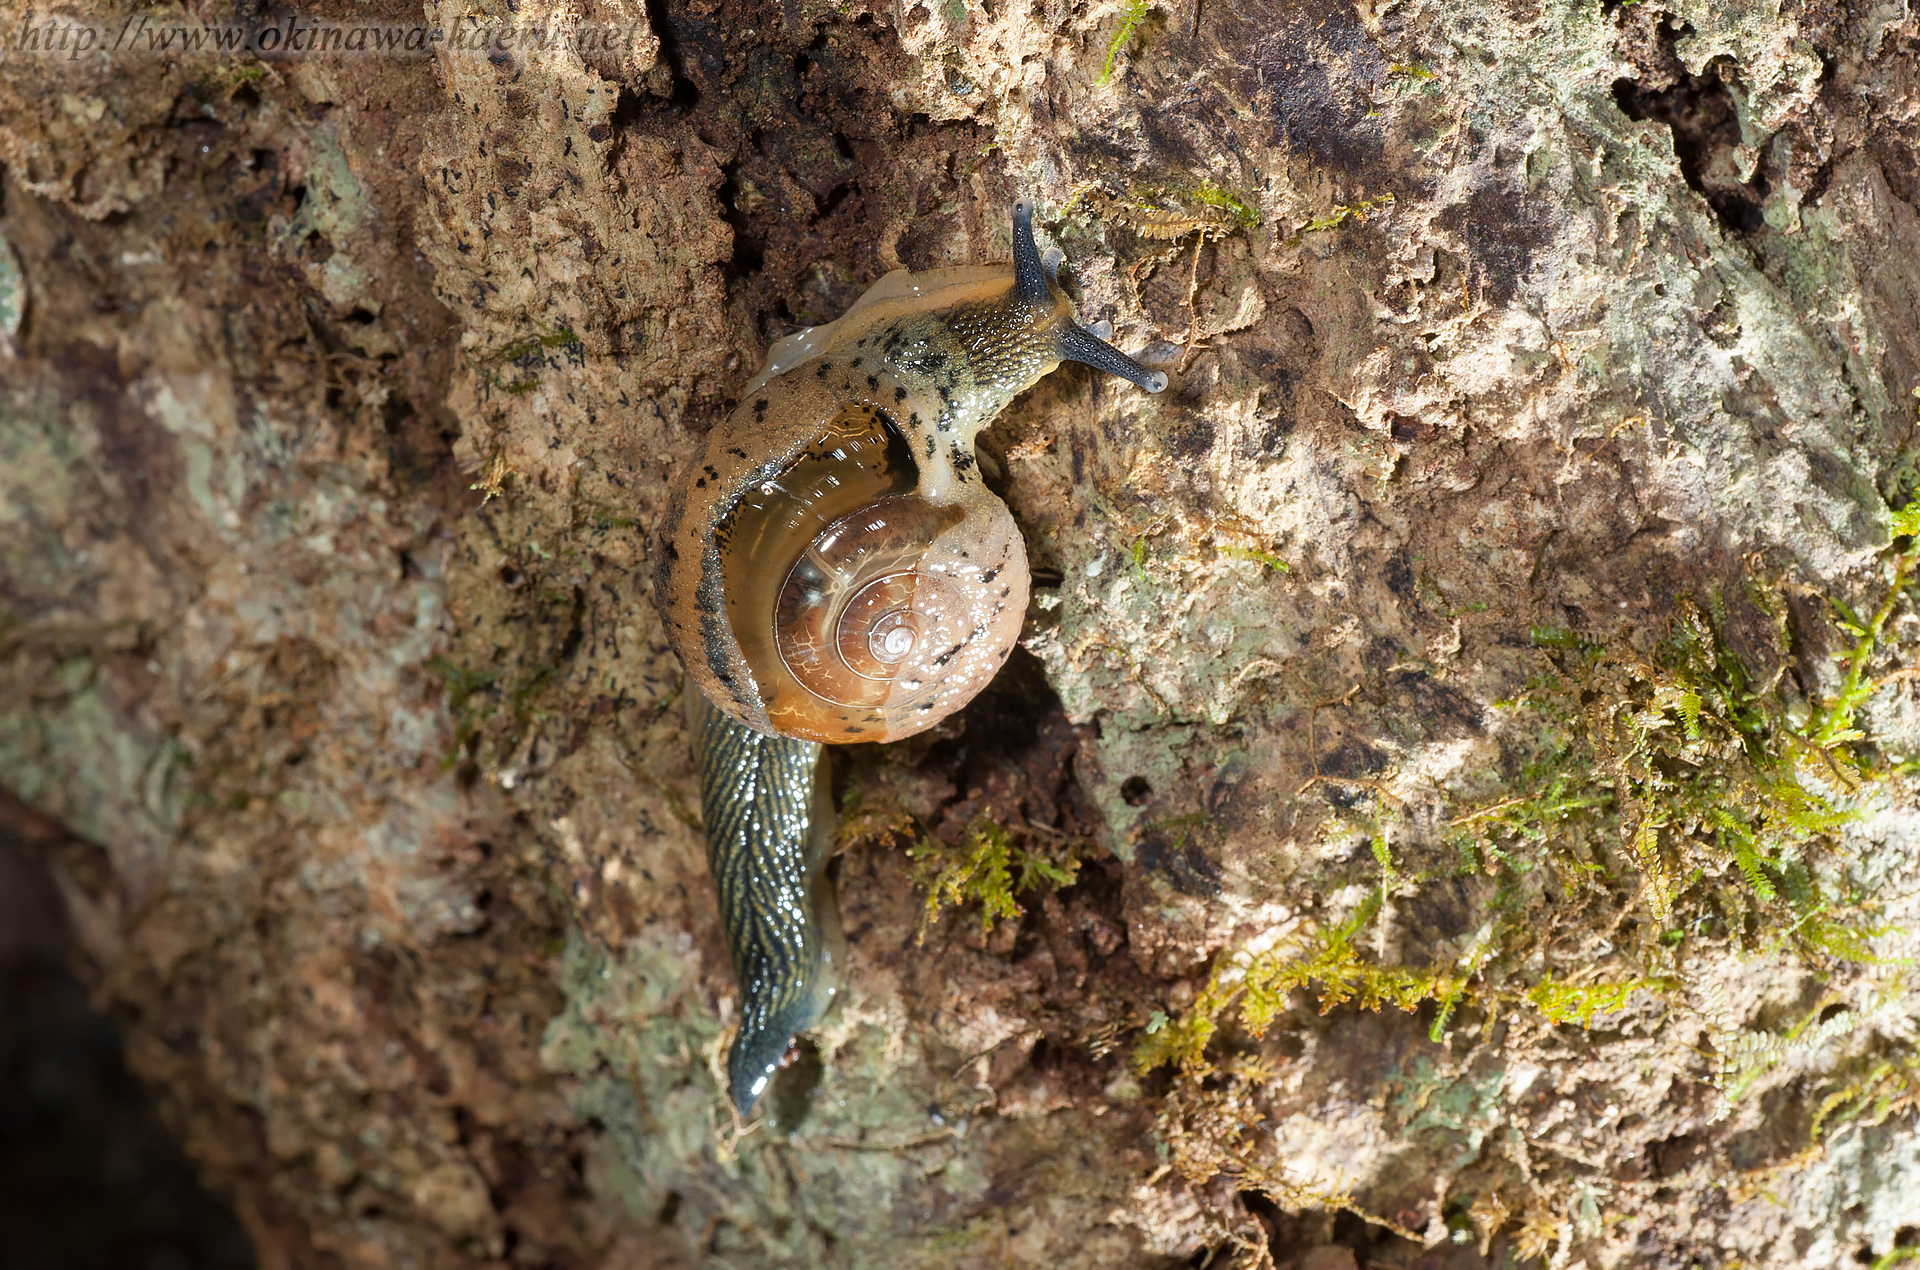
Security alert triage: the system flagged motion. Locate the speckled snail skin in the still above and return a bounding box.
[655,201,1167,1113]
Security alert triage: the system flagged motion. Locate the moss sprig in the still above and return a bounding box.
[906,816,1082,941]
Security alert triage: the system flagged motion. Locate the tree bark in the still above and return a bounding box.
[4,0,1920,1266]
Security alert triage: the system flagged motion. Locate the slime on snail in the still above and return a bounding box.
[654,201,1166,1113]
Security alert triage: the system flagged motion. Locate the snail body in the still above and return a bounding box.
[656,202,1165,1112]
[685,692,842,1110]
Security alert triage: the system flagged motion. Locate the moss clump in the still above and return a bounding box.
[905,816,1082,940]
[1144,551,1910,1074]
[1132,887,1673,1075]
[1062,177,1259,241]
[474,326,583,400]
[1114,181,1259,238]
[195,61,266,102]
[425,655,500,768]
[485,326,583,365]
[1296,194,1397,236]
[1216,544,1289,573]
[1812,1055,1920,1143]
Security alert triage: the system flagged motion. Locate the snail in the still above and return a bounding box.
[655,200,1166,1113]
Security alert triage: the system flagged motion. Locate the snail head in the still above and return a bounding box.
[1010,198,1169,395]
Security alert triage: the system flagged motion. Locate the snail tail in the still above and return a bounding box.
[686,693,844,1114]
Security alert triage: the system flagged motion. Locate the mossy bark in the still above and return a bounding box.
[4,0,1920,1266]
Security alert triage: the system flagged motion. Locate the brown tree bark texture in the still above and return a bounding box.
[4,0,1920,1266]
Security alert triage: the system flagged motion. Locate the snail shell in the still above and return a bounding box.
[656,200,1166,746]
[656,201,1165,1112]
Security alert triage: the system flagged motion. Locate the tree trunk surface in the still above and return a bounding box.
[5,0,1920,1266]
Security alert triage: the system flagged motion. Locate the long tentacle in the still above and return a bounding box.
[1014,199,1168,393]
[686,692,844,1113]
[1056,322,1168,393]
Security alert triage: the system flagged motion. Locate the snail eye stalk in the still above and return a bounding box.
[1056,322,1168,393]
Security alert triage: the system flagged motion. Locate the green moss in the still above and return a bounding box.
[475,326,584,401]
[1118,181,1259,234]
[1297,194,1397,236]
[906,816,1082,939]
[1098,0,1152,85]
[1715,997,1862,1101]
[1447,563,1908,962]
[1524,972,1669,1028]
[426,655,500,768]
[1137,472,1920,1120]
[1132,887,1673,1076]
[1812,1057,1920,1143]
[1217,545,1289,572]
[485,327,583,365]
[1812,498,1920,749]
[195,61,267,103]
[1182,181,1261,228]
[425,649,565,769]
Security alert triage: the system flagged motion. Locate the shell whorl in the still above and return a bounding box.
[708,397,1029,743]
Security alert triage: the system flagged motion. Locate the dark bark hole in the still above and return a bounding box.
[609,87,644,132]
[1135,824,1222,898]
[1236,1188,1296,1254]
[819,181,856,219]
[1329,1208,1388,1260]
[718,167,767,280]
[1647,1130,1703,1178]
[1120,776,1152,806]
[379,392,414,429]
[557,585,587,663]
[0,832,257,1270]
[641,0,702,114]
[1612,57,1768,235]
